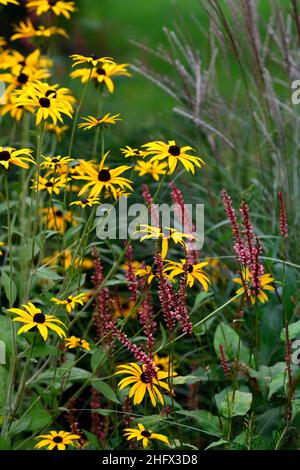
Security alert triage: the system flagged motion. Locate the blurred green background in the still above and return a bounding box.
[65,0,290,146]
[67,0,200,145]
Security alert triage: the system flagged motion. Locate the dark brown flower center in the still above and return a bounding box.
[39,97,51,108]
[98,169,111,182]
[17,72,28,84]
[140,372,150,384]
[67,298,72,303]
[90,53,99,60]
[45,181,53,187]
[141,430,151,438]
[55,210,63,217]
[81,199,89,205]
[53,435,63,443]
[45,89,57,99]
[52,158,59,163]
[48,0,57,6]
[168,145,181,156]
[0,150,11,161]
[187,264,194,273]
[121,301,129,310]
[33,313,46,324]
[96,67,106,76]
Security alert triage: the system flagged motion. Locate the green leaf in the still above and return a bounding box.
[24,343,58,358]
[0,435,11,450]
[173,375,204,385]
[134,414,163,428]
[104,279,128,287]
[177,410,223,437]
[33,367,91,384]
[248,363,286,399]
[218,390,252,418]
[268,374,286,399]
[214,322,250,364]
[292,399,300,421]
[9,416,31,435]
[27,409,52,431]
[35,267,63,281]
[0,367,8,414]
[155,322,167,353]
[90,348,107,372]
[92,380,120,404]
[280,321,300,342]
[192,291,214,311]
[95,409,113,417]
[260,304,284,364]
[82,430,101,449]
[205,439,228,449]
[0,315,27,354]
[1,270,17,305]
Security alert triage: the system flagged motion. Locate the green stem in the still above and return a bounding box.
[68,67,93,156]
[26,122,44,299]
[7,334,36,431]
[2,172,17,436]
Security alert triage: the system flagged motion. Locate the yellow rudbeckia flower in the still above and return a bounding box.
[0,147,34,170]
[8,302,66,341]
[35,431,80,450]
[233,268,275,305]
[51,293,89,313]
[124,423,170,449]
[163,259,210,289]
[142,140,205,174]
[27,0,76,19]
[115,362,172,407]
[73,152,132,199]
